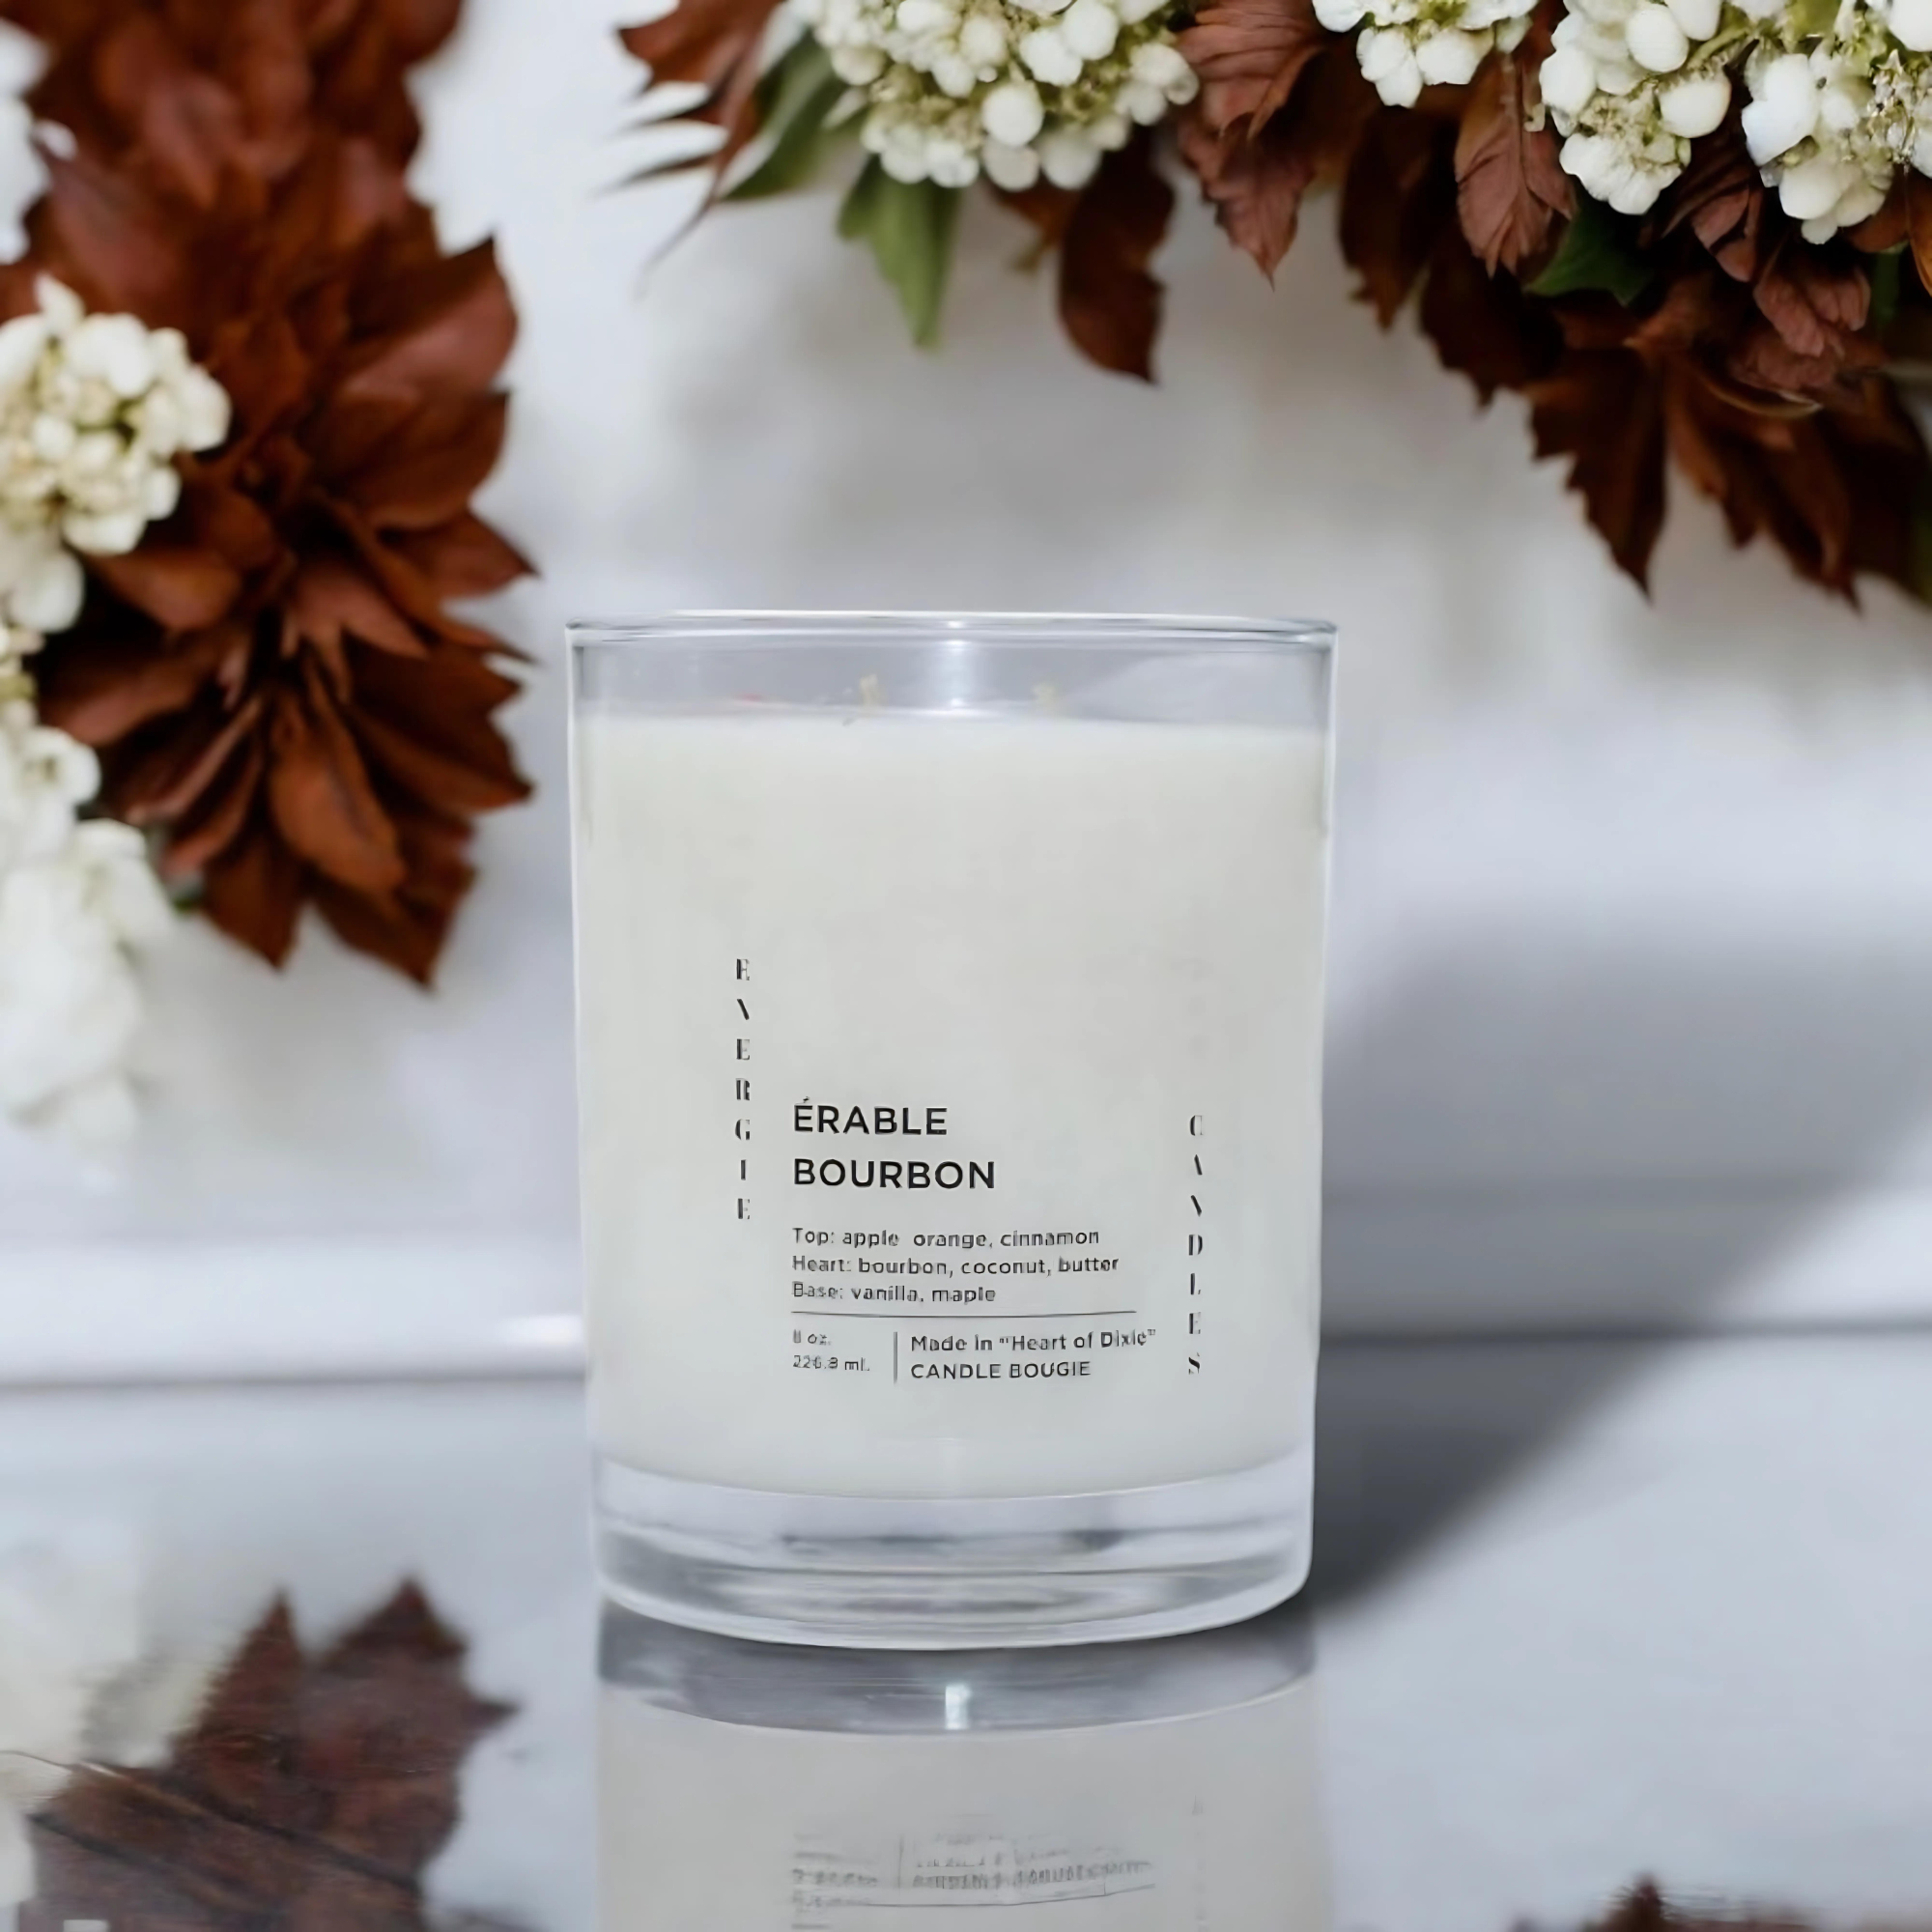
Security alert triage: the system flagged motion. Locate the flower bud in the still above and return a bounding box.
[1742,52,1819,162]
[1662,0,1718,40]
[1625,4,1689,72]
[1062,0,1121,58]
[1540,43,1599,115]
[1658,71,1730,136]
[1130,40,1192,88]
[931,51,978,94]
[957,13,1009,63]
[1359,26,1425,104]
[1019,25,1084,82]
[895,0,953,33]
[981,78,1046,145]
[1415,26,1486,84]
[1037,127,1102,185]
[1889,0,1932,51]
[831,43,888,82]
[981,139,1042,189]
[1776,152,1854,220]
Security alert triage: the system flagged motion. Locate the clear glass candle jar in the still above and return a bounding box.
[570,613,1336,1647]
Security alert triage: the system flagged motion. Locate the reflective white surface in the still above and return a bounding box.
[3,1333,1931,1931]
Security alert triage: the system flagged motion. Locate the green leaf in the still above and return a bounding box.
[1528,197,1655,306]
[837,159,961,347]
[730,77,851,197]
[729,39,852,201]
[1791,0,1837,36]
[1871,245,1905,331]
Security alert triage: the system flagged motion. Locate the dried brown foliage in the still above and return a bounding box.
[1453,33,1571,276]
[619,0,785,190]
[1058,134,1176,380]
[1,0,530,981]
[22,1585,510,1932]
[1169,0,1931,601]
[619,0,1932,604]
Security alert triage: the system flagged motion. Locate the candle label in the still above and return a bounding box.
[578,715,1327,1497]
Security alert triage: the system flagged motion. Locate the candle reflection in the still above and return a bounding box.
[599,1602,1328,1928]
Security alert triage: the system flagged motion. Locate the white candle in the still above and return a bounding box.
[572,616,1334,1644]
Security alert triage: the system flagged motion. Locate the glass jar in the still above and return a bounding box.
[570,612,1336,1646]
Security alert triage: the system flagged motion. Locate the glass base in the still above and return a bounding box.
[593,1449,1313,1649]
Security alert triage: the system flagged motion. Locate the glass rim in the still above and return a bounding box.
[568,611,1336,655]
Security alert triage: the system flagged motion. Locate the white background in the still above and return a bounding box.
[6,0,1932,1374]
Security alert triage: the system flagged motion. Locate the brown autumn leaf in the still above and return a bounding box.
[1341,106,1455,323]
[291,555,429,658]
[1178,47,1376,278]
[378,0,467,63]
[616,0,782,189]
[1665,363,1924,596]
[91,548,244,631]
[1419,223,1558,399]
[14,0,532,983]
[1661,107,1772,281]
[1906,171,1932,296]
[267,678,408,892]
[22,1584,511,1932]
[198,810,304,963]
[620,0,773,95]
[1752,242,1870,359]
[312,801,480,981]
[13,0,440,181]
[390,512,533,600]
[1179,0,1336,137]
[1454,43,1571,276]
[1847,180,1908,252]
[1058,133,1175,380]
[1525,339,1669,583]
[995,179,1082,260]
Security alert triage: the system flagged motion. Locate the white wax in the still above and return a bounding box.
[574,709,1329,1498]
[598,1672,1328,1930]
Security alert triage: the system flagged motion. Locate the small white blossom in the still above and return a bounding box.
[1742,8,1932,239]
[1543,0,1741,213]
[0,278,230,635]
[0,799,170,1149]
[1320,0,1539,107]
[0,278,216,1150]
[795,0,1196,185]
[1548,0,1932,233]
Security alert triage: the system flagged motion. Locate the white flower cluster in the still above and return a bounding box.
[792,0,1200,189]
[1541,0,1741,214]
[1544,0,1932,231]
[0,275,229,628]
[1743,1,1932,237]
[1316,0,1536,107]
[0,280,225,1149]
[0,630,171,1149]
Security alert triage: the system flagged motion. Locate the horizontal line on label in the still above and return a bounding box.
[796,1310,1138,1321]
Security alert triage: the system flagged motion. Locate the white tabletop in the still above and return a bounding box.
[2,1333,1928,1932]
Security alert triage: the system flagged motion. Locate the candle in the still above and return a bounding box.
[598,1604,1327,1929]
[571,615,1334,1646]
